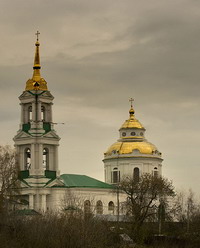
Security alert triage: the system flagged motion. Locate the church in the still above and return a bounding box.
[13,34,163,216]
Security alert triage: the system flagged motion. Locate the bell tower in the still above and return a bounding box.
[14,33,60,182]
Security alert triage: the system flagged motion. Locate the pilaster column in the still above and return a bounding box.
[54,146,58,172]
[35,193,40,211]
[30,143,35,172]
[50,104,53,122]
[37,101,41,121]
[29,194,34,209]
[18,147,24,171]
[41,194,46,212]
[32,101,36,121]
[38,144,43,170]
[20,104,23,125]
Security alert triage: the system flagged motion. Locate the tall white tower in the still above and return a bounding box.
[103,100,163,184]
[14,34,60,186]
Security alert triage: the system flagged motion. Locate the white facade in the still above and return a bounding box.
[19,182,122,215]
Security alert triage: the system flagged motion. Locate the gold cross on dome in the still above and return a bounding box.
[129,98,134,107]
[35,31,40,41]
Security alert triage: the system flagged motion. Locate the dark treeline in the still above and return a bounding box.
[0,213,120,248]
[0,213,200,248]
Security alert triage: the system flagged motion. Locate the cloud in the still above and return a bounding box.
[0,0,199,192]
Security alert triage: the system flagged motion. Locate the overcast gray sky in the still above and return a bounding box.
[0,0,200,193]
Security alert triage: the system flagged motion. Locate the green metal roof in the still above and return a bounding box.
[60,174,114,189]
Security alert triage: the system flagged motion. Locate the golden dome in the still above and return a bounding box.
[25,78,48,91]
[120,107,144,130]
[104,101,162,159]
[105,141,158,156]
[120,117,144,129]
[25,34,48,91]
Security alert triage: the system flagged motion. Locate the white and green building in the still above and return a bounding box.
[13,36,163,216]
[14,38,118,215]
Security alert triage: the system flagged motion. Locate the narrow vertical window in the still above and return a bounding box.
[96,200,103,215]
[133,167,140,182]
[112,167,120,183]
[25,148,31,170]
[84,200,91,215]
[154,167,158,177]
[108,201,115,213]
[41,106,45,122]
[43,148,49,170]
[28,106,32,122]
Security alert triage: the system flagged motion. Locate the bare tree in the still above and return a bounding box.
[174,189,200,233]
[60,189,96,218]
[119,173,175,235]
[170,190,186,222]
[173,190,200,216]
[0,145,19,212]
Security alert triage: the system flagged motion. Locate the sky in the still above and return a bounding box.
[0,0,200,194]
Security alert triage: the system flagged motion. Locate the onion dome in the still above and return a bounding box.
[104,101,162,159]
[120,106,144,130]
[25,31,48,91]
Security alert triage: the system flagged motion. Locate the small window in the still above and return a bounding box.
[43,148,49,170]
[96,200,103,215]
[108,201,114,212]
[154,167,158,177]
[84,200,91,214]
[122,132,126,137]
[131,132,136,136]
[41,106,45,122]
[140,132,143,136]
[112,168,120,183]
[25,148,31,170]
[28,106,32,122]
[133,167,140,183]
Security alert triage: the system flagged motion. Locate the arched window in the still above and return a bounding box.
[96,200,103,215]
[28,106,32,122]
[112,167,120,184]
[84,200,91,214]
[133,167,140,183]
[108,201,114,213]
[41,106,46,122]
[154,167,158,177]
[43,148,49,170]
[25,148,31,170]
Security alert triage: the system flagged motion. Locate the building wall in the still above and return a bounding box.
[104,156,162,184]
[21,186,126,216]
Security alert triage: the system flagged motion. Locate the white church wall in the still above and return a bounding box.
[104,155,162,184]
[45,187,126,216]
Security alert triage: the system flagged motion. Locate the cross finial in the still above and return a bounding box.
[35,31,40,41]
[129,98,134,107]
